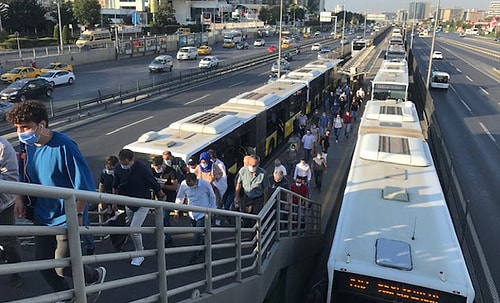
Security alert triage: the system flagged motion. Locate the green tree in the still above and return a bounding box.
[73,0,101,28]
[3,0,48,36]
[62,25,71,44]
[156,3,177,26]
[258,7,271,24]
[53,24,60,40]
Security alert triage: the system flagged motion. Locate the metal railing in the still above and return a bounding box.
[0,180,321,303]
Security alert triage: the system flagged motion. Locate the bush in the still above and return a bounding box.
[1,36,59,49]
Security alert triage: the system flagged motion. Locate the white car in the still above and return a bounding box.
[38,70,75,87]
[311,43,322,51]
[432,51,443,60]
[340,38,349,45]
[317,50,331,59]
[271,59,290,73]
[199,56,219,69]
[253,39,266,47]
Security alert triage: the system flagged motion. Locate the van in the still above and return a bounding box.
[176,47,198,60]
[76,29,112,49]
[148,55,173,72]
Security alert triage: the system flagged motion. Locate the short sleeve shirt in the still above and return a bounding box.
[236,167,269,199]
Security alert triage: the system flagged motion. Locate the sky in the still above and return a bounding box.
[324,0,492,14]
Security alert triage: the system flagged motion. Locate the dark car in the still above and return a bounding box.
[236,41,249,50]
[0,78,53,102]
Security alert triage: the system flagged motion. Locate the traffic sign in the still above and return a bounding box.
[132,12,141,25]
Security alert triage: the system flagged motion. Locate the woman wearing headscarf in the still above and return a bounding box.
[195,152,223,206]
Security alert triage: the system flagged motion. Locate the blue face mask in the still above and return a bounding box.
[18,129,40,146]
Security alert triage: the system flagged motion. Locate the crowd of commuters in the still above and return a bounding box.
[0,83,364,300]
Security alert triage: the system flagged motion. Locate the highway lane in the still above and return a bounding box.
[0,36,286,107]
[413,36,500,303]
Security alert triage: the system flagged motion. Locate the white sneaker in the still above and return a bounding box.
[131,257,145,266]
[215,219,221,226]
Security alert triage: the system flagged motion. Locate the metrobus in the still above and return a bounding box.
[76,29,113,49]
[384,44,406,60]
[123,80,307,174]
[279,59,342,114]
[351,39,368,56]
[326,99,475,303]
[430,71,450,89]
[371,59,409,101]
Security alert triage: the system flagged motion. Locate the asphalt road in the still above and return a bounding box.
[413,33,500,303]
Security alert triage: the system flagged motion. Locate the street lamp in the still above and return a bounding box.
[14,31,21,61]
[56,0,64,52]
[341,3,347,56]
[425,0,440,88]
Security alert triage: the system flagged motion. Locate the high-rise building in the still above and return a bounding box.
[488,0,500,17]
[409,2,431,20]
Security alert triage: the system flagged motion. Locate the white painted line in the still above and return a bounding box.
[450,85,473,114]
[229,81,245,88]
[185,94,210,105]
[456,68,462,73]
[479,86,489,95]
[106,116,154,135]
[465,75,473,82]
[479,122,497,144]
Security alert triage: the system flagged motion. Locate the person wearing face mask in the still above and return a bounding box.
[173,173,216,264]
[98,155,119,221]
[151,156,177,246]
[293,158,311,185]
[162,150,187,183]
[311,152,327,191]
[234,155,269,227]
[113,149,165,266]
[6,100,106,302]
[195,152,223,210]
[290,177,309,229]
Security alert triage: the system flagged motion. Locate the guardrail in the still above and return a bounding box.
[0,180,321,303]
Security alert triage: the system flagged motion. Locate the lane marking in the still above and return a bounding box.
[456,68,462,73]
[229,81,245,88]
[185,94,210,105]
[449,85,473,114]
[479,122,497,145]
[106,116,154,135]
[465,75,473,82]
[479,86,489,95]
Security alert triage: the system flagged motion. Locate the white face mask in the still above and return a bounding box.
[154,168,163,174]
[295,182,302,187]
[105,169,114,175]
[189,167,196,173]
[248,166,257,173]
[164,160,172,166]
[317,155,322,159]
[200,163,208,168]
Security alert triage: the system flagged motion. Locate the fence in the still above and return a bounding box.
[0,180,321,303]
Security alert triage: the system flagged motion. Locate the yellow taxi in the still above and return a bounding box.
[197,45,212,55]
[223,41,235,48]
[40,62,74,73]
[303,33,310,39]
[281,42,291,49]
[1,66,41,83]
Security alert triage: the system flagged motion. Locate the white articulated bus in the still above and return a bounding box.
[326,99,475,303]
[371,59,409,101]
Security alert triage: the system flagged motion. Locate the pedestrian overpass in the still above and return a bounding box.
[0,180,323,303]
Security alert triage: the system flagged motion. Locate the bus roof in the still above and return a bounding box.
[123,110,255,162]
[360,100,423,138]
[225,80,307,109]
[373,60,409,85]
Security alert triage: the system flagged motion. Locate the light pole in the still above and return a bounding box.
[425,0,440,88]
[277,0,283,78]
[14,31,21,61]
[341,3,346,56]
[56,0,64,52]
[409,1,416,50]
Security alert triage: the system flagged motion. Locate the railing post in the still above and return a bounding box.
[205,213,213,293]
[236,214,242,283]
[65,195,87,302]
[155,206,168,303]
[256,217,262,275]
